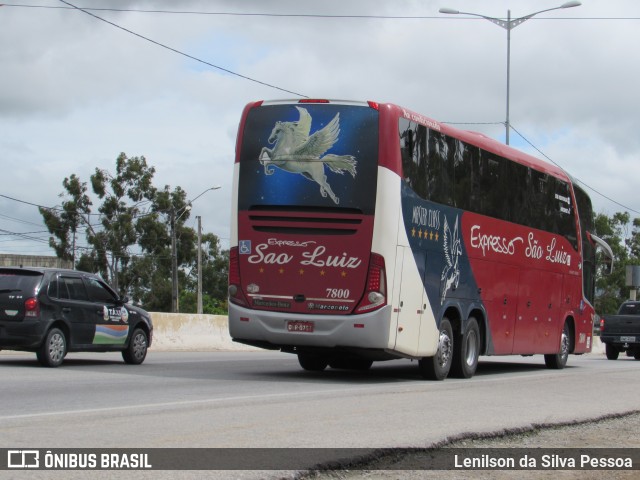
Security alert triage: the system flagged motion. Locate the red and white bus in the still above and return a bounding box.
[228,99,612,380]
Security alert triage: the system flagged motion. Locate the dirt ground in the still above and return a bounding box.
[301,411,640,480]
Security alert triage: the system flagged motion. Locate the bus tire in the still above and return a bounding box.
[418,317,453,381]
[298,353,329,372]
[450,317,480,379]
[544,322,570,369]
[605,343,619,360]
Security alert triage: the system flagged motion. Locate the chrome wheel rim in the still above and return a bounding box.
[132,333,147,361]
[438,330,452,368]
[560,331,569,361]
[49,333,65,363]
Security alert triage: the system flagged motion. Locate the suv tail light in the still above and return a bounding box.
[599,318,605,333]
[355,253,387,313]
[228,247,249,307]
[24,297,40,317]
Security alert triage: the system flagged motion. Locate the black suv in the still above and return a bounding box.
[0,267,153,367]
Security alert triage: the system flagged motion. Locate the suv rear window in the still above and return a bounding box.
[619,303,640,315]
[0,271,43,296]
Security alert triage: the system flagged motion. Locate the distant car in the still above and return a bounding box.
[0,267,152,367]
[600,301,640,360]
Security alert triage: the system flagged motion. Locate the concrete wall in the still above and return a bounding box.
[149,312,606,355]
[149,313,256,351]
[0,254,73,269]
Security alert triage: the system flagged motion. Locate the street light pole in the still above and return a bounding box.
[439,1,581,145]
[197,215,203,314]
[506,9,512,146]
[169,185,221,314]
[170,207,178,313]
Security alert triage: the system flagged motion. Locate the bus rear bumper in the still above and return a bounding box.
[228,304,393,351]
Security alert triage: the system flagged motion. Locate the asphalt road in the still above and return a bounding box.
[0,349,638,479]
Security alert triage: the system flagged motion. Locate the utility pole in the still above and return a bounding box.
[197,215,203,314]
[170,186,220,314]
[171,207,178,313]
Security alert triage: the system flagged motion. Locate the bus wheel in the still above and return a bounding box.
[298,353,329,372]
[450,317,480,379]
[544,322,570,369]
[418,317,453,380]
[605,344,619,360]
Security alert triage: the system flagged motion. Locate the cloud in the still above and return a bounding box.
[1,0,639,258]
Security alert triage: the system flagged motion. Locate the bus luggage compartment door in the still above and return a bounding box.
[390,246,431,357]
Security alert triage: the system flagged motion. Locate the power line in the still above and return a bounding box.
[3,2,639,228]
[4,4,640,20]
[58,0,308,98]
[0,228,51,244]
[508,123,640,216]
[0,212,47,228]
[0,193,60,211]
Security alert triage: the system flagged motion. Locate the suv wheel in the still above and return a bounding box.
[122,328,148,365]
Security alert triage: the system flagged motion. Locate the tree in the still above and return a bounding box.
[127,185,195,311]
[40,153,229,313]
[593,211,640,314]
[41,153,157,292]
[39,174,92,264]
[89,154,158,291]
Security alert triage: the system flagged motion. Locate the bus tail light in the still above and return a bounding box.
[355,253,387,313]
[228,247,249,307]
[24,297,40,317]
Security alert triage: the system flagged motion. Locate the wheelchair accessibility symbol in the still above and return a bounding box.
[239,240,251,255]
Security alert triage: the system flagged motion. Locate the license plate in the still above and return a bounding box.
[287,321,314,333]
[620,336,636,342]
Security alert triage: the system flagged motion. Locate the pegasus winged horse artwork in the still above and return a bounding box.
[441,215,462,304]
[259,107,357,204]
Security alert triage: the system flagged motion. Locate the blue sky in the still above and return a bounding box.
[1,0,640,256]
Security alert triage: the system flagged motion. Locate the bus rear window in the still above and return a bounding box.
[238,103,379,214]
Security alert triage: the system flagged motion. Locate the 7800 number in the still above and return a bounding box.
[326,288,350,299]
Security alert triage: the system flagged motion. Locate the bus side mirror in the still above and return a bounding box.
[589,232,614,275]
